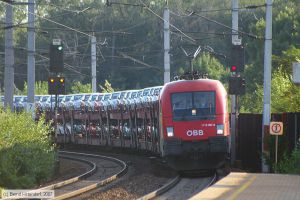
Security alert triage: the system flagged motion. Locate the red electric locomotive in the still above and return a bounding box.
[159,78,230,171]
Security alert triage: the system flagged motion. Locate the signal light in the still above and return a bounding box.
[231,45,245,73]
[48,77,65,95]
[49,44,64,73]
[231,65,237,72]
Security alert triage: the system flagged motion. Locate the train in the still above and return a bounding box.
[159,78,230,171]
[37,76,230,172]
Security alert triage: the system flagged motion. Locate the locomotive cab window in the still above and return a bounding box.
[171,91,216,121]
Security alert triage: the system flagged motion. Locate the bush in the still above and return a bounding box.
[277,147,300,174]
[0,110,56,189]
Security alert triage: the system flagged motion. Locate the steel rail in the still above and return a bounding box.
[39,153,97,190]
[138,171,217,200]
[137,175,181,200]
[51,151,128,200]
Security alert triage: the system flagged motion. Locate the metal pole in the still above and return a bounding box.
[27,0,35,118]
[295,114,298,149]
[232,0,239,43]
[230,0,238,165]
[262,0,272,173]
[275,135,278,173]
[4,2,14,111]
[111,34,115,77]
[91,35,97,92]
[163,6,170,84]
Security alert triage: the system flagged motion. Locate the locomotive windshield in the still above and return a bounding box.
[171,91,216,121]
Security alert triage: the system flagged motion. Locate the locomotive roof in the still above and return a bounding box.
[162,79,225,93]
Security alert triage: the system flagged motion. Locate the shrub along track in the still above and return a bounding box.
[40,151,127,200]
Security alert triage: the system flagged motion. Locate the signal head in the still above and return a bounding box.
[231,44,245,73]
[49,44,64,73]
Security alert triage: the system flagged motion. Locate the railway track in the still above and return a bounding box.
[40,151,128,200]
[138,172,217,200]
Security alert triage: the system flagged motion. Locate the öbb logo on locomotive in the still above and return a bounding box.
[186,129,204,136]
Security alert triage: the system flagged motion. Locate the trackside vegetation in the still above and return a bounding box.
[277,147,300,174]
[0,109,56,190]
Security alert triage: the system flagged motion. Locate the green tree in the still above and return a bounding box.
[193,53,229,82]
[20,81,49,95]
[244,1,300,93]
[273,46,300,75]
[270,68,300,112]
[71,81,92,94]
[240,66,300,113]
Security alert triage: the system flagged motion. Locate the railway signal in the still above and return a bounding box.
[48,77,65,95]
[231,45,245,73]
[49,40,64,73]
[228,76,245,95]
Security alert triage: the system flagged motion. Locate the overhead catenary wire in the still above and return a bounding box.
[1,21,33,30]
[0,0,270,40]
[114,20,147,32]
[36,53,89,77]
[119,52,162,72]
[36,54,90,76]
[1,1,151,33]
[0,0,93,37]
[0,0,200,62]
[186,10,262,39]
[0,0,100,82]
[171,30,233,35]
[1,0,259,80]
[170,3,266,15]
[138,0,197,45]
[0,25,134,36]
[28,3,94,23]
[105,38,154,50]
[0,44,90,77]
[41,2,91,14]
[0,44,95,59]
[105,0,142,7]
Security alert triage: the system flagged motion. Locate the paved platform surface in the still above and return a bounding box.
[189,172,300,200]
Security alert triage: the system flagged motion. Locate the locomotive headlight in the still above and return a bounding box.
[217,124,224,135]
[166,127,174,137]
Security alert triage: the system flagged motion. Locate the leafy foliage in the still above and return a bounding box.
[71,81,92,94]
[192,53,229,82]
[277,147,300,174]
[273,46,300,75]
[240,54,300,113]
[0,110,56,189]
[19,81,49,95]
